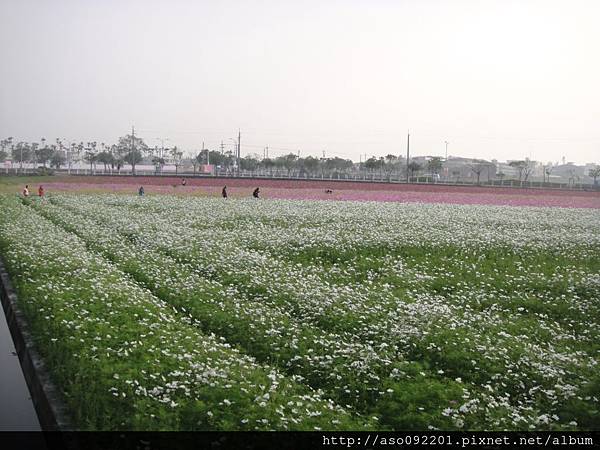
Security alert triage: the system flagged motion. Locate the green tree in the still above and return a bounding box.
[468,161,488,185]
[50,152,66,169]
[208,150,225,167]
[544,165,553,183]
[0,137,13,161]
[407,161,422,179]
[383,155,402,180]
[36,146,55,168]
[123,149,143,173]
[427,157,443,178]
[30,142,39,167]
[12,142,31,170]
[589,165,600,185]
[240,155,259,172]
[170,146,183,175]
[325,157,353,177]
[508,159,533,183]
[275,153,298,176]
[364,157,383,174]
[117,134,148,174]
[83,150,98,173]
[260,158,275,175]
[301,156,320,176]
[0,137,12,153]
[97,151,115,172]
[192,153,203,175]
[152,156,166,174]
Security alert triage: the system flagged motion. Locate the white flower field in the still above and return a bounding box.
[0,194,598,431]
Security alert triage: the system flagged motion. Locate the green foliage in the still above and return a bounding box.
[379,366,463,430]
[0,195,598,431]
[50,152,66,169]
[588,165,600,182]
[427,157,443,174]
[123,150,143,167]
[35,166,55,175]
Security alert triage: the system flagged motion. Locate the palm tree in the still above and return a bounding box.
[171,146,183,175]
[407,161,422,180]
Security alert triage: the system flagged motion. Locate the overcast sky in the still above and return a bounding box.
[1,0,599,164]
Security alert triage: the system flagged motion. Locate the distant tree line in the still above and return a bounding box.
[1,135,599,185]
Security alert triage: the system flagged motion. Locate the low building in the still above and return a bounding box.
[442,156,496,182]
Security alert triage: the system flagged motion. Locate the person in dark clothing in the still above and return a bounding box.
[222,186,228,198]
[181,178,187,186]
[252,187,260,198]
[138,186,145,196]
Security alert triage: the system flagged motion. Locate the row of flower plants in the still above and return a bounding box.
[0,195,376,431]
[31,196,450,430]
[23,194,600,431]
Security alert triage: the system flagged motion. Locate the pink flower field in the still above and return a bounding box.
[18,175,600,208]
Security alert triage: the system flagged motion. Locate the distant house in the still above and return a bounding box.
[552,163,586,179]
[443,156,496,181]
[495,162,520,178]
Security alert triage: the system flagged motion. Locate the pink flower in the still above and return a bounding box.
[38,176,600,208]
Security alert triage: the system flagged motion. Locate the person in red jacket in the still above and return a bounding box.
[38,186,45,197]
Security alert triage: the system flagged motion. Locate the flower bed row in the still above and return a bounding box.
[35,194,600,430]
[0,195,370,431]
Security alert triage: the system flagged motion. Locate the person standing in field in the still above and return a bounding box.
[22,185,29,197]
[138,186,145,196]
[181,178,187,186]
[252,187,260,198]
[222,186,228,199]
[38,186,44,197]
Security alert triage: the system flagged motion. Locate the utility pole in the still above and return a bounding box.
[322,150,326,158]
[406,130,410,183]
[131,126,135,175]
[266,146,269,159]
[237,129,241,175]
[220,140,225,154]
[445,141,448,160]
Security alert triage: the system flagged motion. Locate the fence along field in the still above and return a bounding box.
[0,193,598,431]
